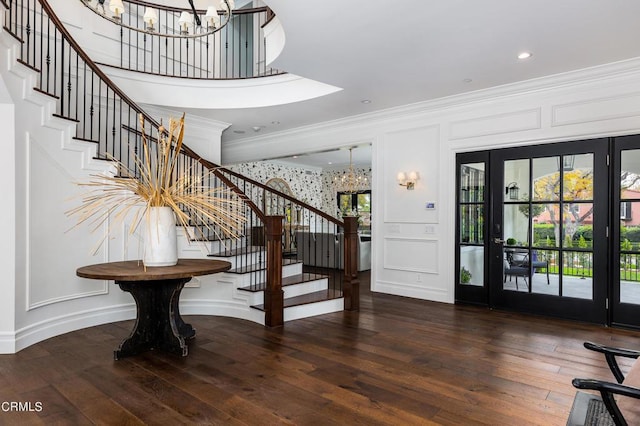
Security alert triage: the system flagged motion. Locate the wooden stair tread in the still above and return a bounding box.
[238,273,328,292]
[73,136,99,145]
[227,258,299,274]
[251,289,343,311]
[208,246,264,257]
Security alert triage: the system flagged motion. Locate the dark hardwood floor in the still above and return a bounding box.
[1,272,638,425]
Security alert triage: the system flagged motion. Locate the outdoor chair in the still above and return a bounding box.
[569,342,640,426]
[529,250,550,284]
[505,250,550,289]
[503,253,529,290]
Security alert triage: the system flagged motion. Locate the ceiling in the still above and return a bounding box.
[179,0,640,168]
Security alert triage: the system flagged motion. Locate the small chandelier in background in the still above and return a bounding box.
[80,0,234,39]
[334,147,369,194]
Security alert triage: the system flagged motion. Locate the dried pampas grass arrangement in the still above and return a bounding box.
[66,113,246,250]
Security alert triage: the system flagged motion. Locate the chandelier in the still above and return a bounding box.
[334,148,369,194]
[80,0,234,39]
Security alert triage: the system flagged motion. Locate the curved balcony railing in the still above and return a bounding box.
[86,0,283,79]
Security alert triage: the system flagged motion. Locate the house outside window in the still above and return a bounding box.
[338,191,371,231]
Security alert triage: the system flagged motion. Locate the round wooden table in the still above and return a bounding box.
[77,259,231,359]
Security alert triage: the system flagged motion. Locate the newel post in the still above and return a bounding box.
[264,216,284,327]
[343,216,360,311]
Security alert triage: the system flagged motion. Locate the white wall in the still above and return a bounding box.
[140,104,228,164]
[0,20,253,353]
[223,57,640,303]
[0,78,15,346]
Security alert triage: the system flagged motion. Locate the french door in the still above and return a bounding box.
[456,139,610,324]
[611,135,640,327]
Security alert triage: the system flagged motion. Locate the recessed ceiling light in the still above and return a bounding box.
[271,121,280,125]
[292,155,298,159]
[328,161,333,165]
[233,130,245,134]
[361,99,371,104]
[518,52,532,60]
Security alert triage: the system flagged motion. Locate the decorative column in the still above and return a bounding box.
[343,216,360,311]
[264,216,284,327]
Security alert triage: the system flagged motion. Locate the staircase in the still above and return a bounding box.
[0,0,359,334]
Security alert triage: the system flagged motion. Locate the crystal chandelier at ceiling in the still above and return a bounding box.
[334,148,369,194]
[80,0,234,39]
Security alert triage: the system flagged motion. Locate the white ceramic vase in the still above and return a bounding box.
[143,206,178,267]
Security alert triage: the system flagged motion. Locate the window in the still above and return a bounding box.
[621,201,632,220]
[337,191,371,231]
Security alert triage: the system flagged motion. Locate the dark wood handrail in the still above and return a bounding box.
[42,1,155,126]
[215,164,346,228]
[119,0,267,15]
[17,0,336,229]
[5,0,357,320]
[39,0,266,221]
[96,61,286,81]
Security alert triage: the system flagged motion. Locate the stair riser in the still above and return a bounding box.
[283,278,329,298]
[231,277,329,306]
[206,237,251,254]
[220,262,303,288]
[208,251,266,269]
[283,298,344,322]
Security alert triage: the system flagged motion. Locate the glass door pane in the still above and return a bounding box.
[456,152,489,305]
[490,140,607,324]
[616,145,640,319]
[531,156,560,295]
[459,162,485,287]
[612,137,640,327]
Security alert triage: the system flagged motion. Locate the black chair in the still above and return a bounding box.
[505,250,550,289]
[529,250,549,285]
[569,342,640,426]
[503,252,529,290]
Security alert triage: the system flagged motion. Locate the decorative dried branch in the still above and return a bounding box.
[66,114,246,249]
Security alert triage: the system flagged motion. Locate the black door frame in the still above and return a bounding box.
[611,135,640,328]
[456,139,609,324]
[455,151,490,306]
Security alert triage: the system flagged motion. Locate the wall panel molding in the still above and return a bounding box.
[26,134,109,311]
[449,108,542,140]
[383,236,438,274]
[551,92,640,127]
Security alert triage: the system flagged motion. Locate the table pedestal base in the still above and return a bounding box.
[115,277,194,359]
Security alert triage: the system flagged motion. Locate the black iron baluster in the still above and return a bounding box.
[74,50,79,122]
[66,47,71,118]
[38,1,43,85]
[48,28,58,94]
[45,17,50,92]
[59,36,64,115]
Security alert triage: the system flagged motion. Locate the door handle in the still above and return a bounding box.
[493,238,505,244]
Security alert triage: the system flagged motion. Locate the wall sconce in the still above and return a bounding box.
[505,182,520,200]
[397,171,419,190]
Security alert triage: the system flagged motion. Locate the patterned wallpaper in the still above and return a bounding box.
[321,167,372,217]
[228,161,372,218]
[228,161,324,209]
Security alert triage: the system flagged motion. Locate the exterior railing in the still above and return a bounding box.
[3,0,357,326]
[523,249,640,282]
[89,1,283,79]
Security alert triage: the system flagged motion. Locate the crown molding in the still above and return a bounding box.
[141,103,230,133]
[225,56,640,150]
